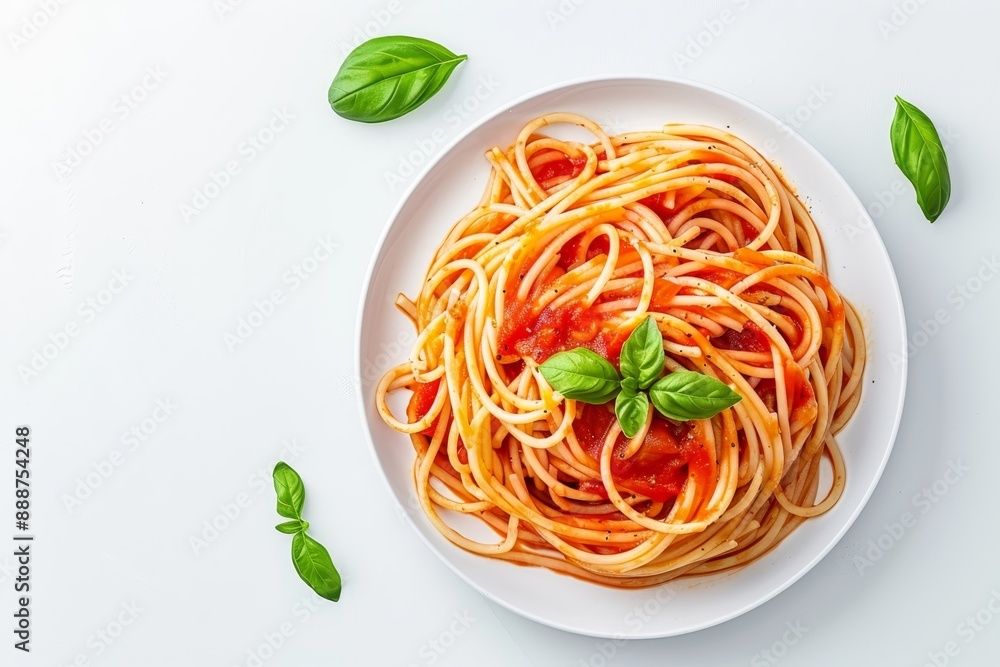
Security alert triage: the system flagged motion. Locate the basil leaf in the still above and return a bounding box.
[291,532,342,602]
[329,36,467,123]
[539,348,621,404]
[649,371,742,421]
[619,316,665,390]
[890,95,951,222]
[276,520,308,535]
[615,388,648,439]
[273,462,306,520]
[621,376,639,394]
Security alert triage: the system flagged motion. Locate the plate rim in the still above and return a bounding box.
[354,73,909,638]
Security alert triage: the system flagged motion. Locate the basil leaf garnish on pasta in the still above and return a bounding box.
[615,387,649,439]
[539,348,622,404]
[649,371,742,421]
[540,316,738,429]
[619,316,665,390]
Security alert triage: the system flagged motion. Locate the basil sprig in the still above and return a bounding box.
[890,95,951,222]
[329,36,467,123]
[272,462,341,602]
[539,316,742,438]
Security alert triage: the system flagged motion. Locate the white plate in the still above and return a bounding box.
[355,75,907,638]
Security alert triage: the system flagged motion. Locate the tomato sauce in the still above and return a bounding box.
[697,269,743,290]
[639,192,678,220]
[407,378,471,465]
[649,279,682,312]
[639,184,711,220]
[497,242,635,364]
[573,404,713,504]
[740,219,760,243]
[408,378,440,436]
[530,155,587,183]
[554,233,640,272]
[555,233,594,271]
[709,172,740,185]
[497,296,628,365]
[753,361,817,424]
[733,247,775,267]
[782,359,817,425]
[714,321,771,354]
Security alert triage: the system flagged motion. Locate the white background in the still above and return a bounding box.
[2,1,998,665]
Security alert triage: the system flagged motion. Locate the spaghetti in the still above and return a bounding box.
[375,113,866,586]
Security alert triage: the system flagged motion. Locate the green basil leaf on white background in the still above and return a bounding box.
[619,316,665,389]
[539,348,621,404]
[273,462,306,520]
[329,36,467,123]
[649,371,742,421]
[275,520,308,535]
[291,532,342,602]
[890,95,951,222]
[272,462,342,602]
